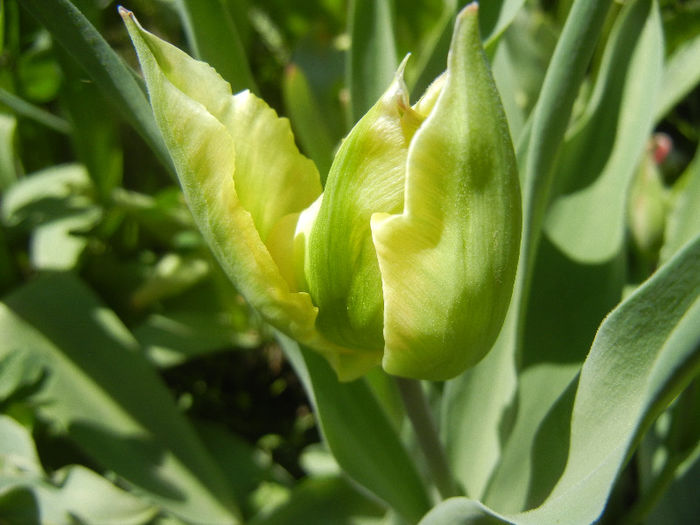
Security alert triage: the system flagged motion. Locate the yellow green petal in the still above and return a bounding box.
[122,9,368,379]
[305,57,422,354]
[371,5,521,380]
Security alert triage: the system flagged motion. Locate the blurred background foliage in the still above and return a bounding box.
[0,0,698,523]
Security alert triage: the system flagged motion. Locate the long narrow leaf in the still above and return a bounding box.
[521,0,612,264]
[656,32,700,121]
[346,0,398,124]
[0,87,71,134]
[175,0,258,94]
[545,0,663,263]
[278,334,431,524]
[661,145,700,262]
[20,0,173,174]
[283,64,335,179]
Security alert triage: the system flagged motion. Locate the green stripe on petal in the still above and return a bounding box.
[306,57,422,354]
[371,4,521,380]
[122,10,369,380]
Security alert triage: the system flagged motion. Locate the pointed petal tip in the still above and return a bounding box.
[117,5,132,19]
[397,54,411,75]
[464,2,479,14]
[457,3,480,24]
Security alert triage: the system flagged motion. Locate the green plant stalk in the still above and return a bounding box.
[396,377,461,500]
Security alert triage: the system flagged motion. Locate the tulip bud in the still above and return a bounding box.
[303,4,521,380]
[121,3,520,382]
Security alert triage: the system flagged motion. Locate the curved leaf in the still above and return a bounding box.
[279,334,431,524]
[656,30,700,120]
[0,273,242,523]
[19,0,173,174]
[431,233,700,524]
[661,144,700,262]
[545,0,663,263]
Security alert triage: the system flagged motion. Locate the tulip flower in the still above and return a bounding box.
[121,3,521,381]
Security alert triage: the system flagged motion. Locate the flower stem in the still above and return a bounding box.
[395,377,461,500]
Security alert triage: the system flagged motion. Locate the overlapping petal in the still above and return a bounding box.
[122,3,520,382]
[371,5,521,380]
[305,57,422,356]
[122,10,370,380]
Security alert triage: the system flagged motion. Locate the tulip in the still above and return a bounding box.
[121,3,521,381]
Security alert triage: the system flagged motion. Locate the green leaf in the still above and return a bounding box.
[0,415,159,525]
[0,273,242,524]
[655,28,700,120]
[0,163,101,270]
[419,498,510,524]
[0,113,19,191]
[283,64,335,178]
[516,235,700,523]
[645,443,700,524]
[0,351,45,404]
[430,233,700,523]
[0,414,42,476]
[442,0,614,502]
[442,311,519,500]
[29,206,101,270]
[0,87,71,134]
[544,0,664,263]
[480,0,527,49]
[481,363,579,512]
[56,46,123,199]
[19,0,173,174]
[520,0,612,266]
[1,163,92,230]
[661,145,700,262]
[278,334,431,524]
[478,232,625,510]
[491,10,558,143]
[249,475,385,525]
[347,0,398,124]
[175,0,258,94]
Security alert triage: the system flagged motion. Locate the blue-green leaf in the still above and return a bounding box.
[278,334,431,523]
[0,273,242,523]
[545,0,664,263]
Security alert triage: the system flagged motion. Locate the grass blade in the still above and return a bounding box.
[20,0,174,175]
[175,0,258,94]
[0,87,71,134]
[346,0,398,124]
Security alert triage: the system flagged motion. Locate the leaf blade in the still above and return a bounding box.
[20,0,173,174]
